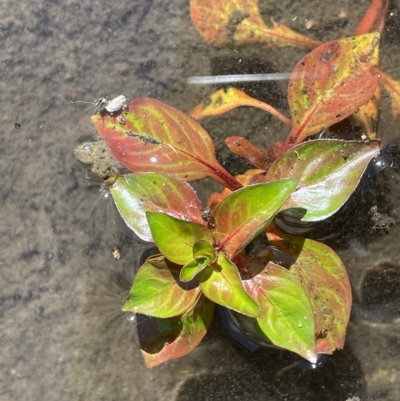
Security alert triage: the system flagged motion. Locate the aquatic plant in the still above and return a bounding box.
[75,0,396,368]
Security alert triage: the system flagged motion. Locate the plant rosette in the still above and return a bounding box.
[75,13,385,368]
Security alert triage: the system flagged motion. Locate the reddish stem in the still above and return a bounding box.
[212,167,243,191]
[355,0,389,35]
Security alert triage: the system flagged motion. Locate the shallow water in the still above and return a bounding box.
[2,0,400,400]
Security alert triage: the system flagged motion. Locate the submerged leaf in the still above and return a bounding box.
[264,140,381,221]
[379,69,400,119]
[212,180,298,258]
[225,136,271,170]
[139,295,215,367]
[110,173,203,242]
[190,0,322,49]
[266,226,352,354]
[146,212,214,266]
[91,98,241,190]
[122,258,201,318]
[287,33,380,143]
[350,87,380,139]
[191,88,292,126]
[241,262,316,362]
[199,252,260,317]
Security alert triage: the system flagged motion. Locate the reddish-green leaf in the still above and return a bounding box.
[199,252,260,317]
[264,140,381,221]
[287,33,380,143]
[122,258,201,318]
[241,262,316,362]
[146,212,214,266]
[110,173,203,242]
[212,179,298,258]
[91,98,241,190]
[379,69,400,119]
[191,88,292,126]
[180,240,217,282]
[266,226,352,354]
[138,295,215,367]
[225,136,271,170]
[190,0,322,49]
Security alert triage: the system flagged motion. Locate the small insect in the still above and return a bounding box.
[15,122,21,129]
[70,94,127,115]
[117,115,126,125]
[105,95,127,113]
[112,248,121,260]
[201,207,211,221]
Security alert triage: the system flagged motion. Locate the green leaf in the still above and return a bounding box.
[110,173,204,242]
[211,180,298,259]
[138,295,215,367]
[122,258,201,318]
[199,252,260,317]
[287,33,380,143]
[241,262,317,362]
[264,140,381,221]
[91,98,241,190]
[267,226,352,354]
[180,240,217,282]
[146,212,214,265]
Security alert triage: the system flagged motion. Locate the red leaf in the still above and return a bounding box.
[139,295,215,367]
[225,136,270,169]
[91,98,241,190]
[287,33,380,144]
[190,0,322,49]
[191,88,292,126]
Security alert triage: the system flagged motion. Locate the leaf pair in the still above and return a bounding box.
[146,179,298,261]
[208,139,380,223]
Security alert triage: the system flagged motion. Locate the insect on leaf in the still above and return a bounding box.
[91,98,241,190]
[287,33,380,143]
